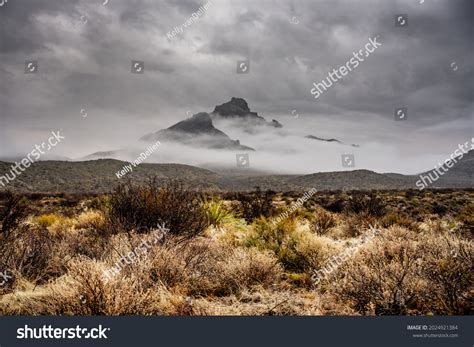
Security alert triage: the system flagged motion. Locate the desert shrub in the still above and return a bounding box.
[432,203,448,216]
[0,191,28,238]
[228,248,282,288]
[323,199,346,213]
[310,210,337,235]
[344,193,386,218]
[294,234,341,281]
[108,179,208,239]
[89,196,111,211]
[416,236,473,314]
[60,227,109,260]
[2,246,279,315]
[182,242,282,296]
[57,195,80,207]
[456,203,474,235]
[381,213,419,232]
[331,227,425,315]
[331,226,473,315]
[234,187,275,223]
[201,198,236,228]
[405,189,417,199]
[0,225,54,284]
[243,217,300,270]
[137,244,188,290]
[242,217,328,273]
[339,213,377,238]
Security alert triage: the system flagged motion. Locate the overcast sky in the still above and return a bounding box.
[0,0,472,174]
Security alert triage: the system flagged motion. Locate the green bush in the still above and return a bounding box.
[202,198,236,228]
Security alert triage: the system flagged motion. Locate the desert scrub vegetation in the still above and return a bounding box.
[327,226,473,315]
[0,188,472,315]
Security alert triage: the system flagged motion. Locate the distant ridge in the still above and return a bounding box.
[1,153,472,193]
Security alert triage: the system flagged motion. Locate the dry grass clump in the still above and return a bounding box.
[33,213,77,238]
[294,234,341,275]
[48,217,76,238]
[35,214,60,228]
[74,210,106,231]
[32,210,108,238]
[329,226,473,315]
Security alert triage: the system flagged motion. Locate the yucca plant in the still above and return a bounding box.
[202,198,235,229]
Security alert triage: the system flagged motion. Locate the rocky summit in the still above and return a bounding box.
[212,97,282,128]
[141,112,254,151]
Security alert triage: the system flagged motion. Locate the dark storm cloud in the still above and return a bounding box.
[0,0,472,173]
[0,0,80,54]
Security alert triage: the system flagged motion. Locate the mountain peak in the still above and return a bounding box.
[211,97,283,130]
[167,112,214,134]
[212,97,256,117]
[140,111,254,151]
